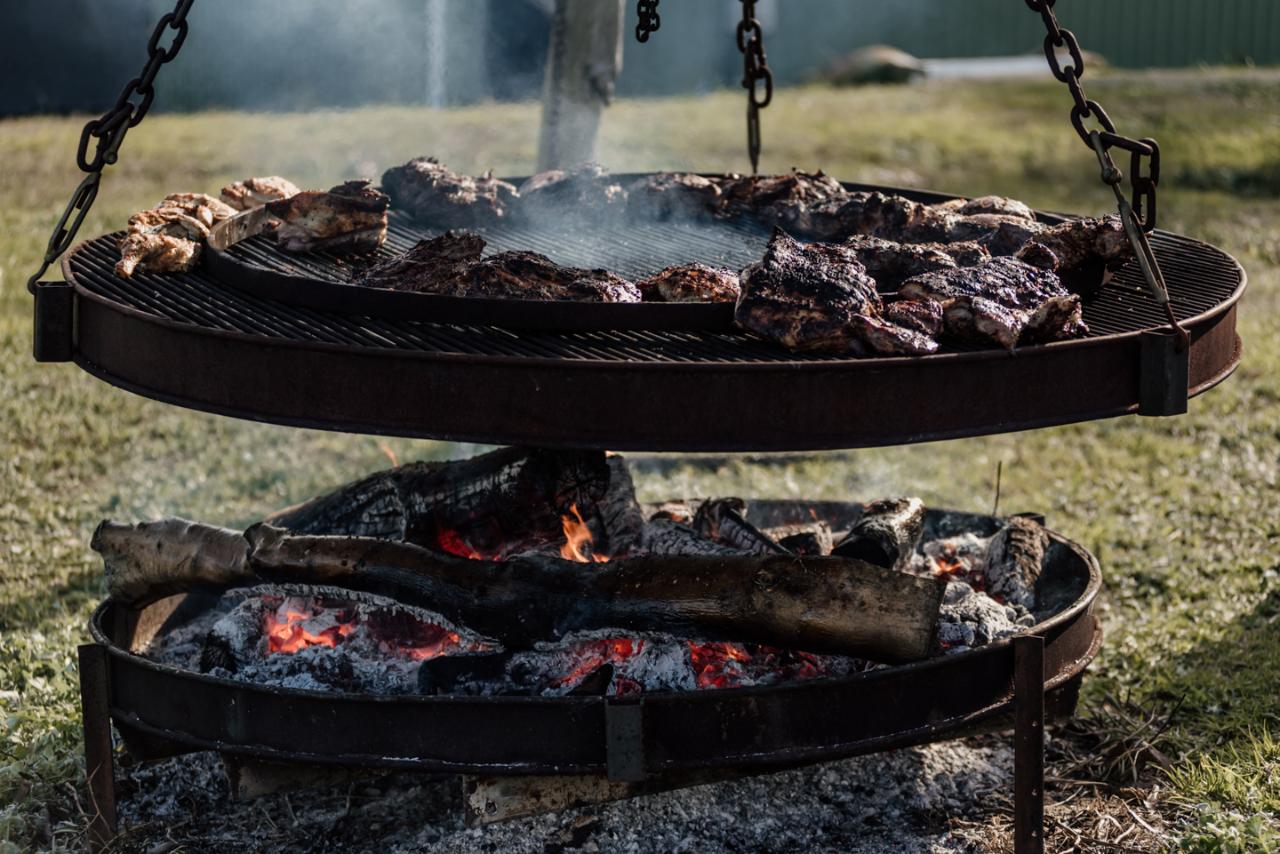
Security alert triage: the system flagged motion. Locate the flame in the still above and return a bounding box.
[376,440,400,468]
[560,504,609,563]
[266,601,354,655]
[398,627,465,661]
[932,546,984,590]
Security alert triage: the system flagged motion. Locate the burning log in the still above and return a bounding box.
[984,516,1049,609]
[693,499,788,556]
[242,526,944,662]
[765,521,836,556]
[832,498,925,571]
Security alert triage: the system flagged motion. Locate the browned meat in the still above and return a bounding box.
[883,299,944,337]
[358,231,486,293]
[115,232,202,279]
[934,195,1035,221]
[626,173,722,221]
[841,234,990,289]
[358,230,640,302]
[382,157,518,228]
[980,219,1048,256]
[220,177,301,211]
[637,263,741,303]
[735,229,938,356]
[267,180,390,254]
[1016,215,1133,274]
[718,170,850,231]
[157,193,237,228]
[517,164,627,221]
[899,257,1086,349]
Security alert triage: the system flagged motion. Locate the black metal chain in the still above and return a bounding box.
[737,0,773,175]
[1024,0,1187,350]
[26,0,196,292]
[635,0,661,43]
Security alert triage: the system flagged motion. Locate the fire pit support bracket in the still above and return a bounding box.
[31,281,74,363]
[605,700,647,782]
[1013,634,1046,854]
[78,643,118,853]
[1139,330,1191,417]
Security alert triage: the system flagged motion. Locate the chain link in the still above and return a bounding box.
[1024,0,1188,350]
[635,0,661,43]
[28,0,196,291]
[737,0,773,174]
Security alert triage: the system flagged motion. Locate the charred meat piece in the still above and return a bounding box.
[900,257,1086,349]
[719,170,850,233]
[115,232,202,278]
[517,163,628,221]
[461,251,641,303]
[357,231,486,293]
[382,157,518,228]
[267,180,390,254]
[883,298,944,337]
[841,234,990,289]
[1016,215,1133,275]
[637,263,741,303]
[626,172,722,221]
[220,177,301,211]
[980,219,1048,256]
[735,229,938,356]
[934,195,1035,222]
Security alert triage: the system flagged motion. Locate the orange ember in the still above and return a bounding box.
[437,528,486,560]
[556,637,640,688]
[688,641,752,689]
[266,602,354,654]
[398,628,465,661]
[560,504,609,563]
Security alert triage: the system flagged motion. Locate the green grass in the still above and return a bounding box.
[2,69,1279,850]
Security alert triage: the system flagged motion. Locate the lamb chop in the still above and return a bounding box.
[626,173,722,222]
[637,263,740,303]
[382,157,518,228]
[357,230,640,302]
[516,163,628,222]
[357,231,486,294]
[735,229,938,356]
[220,177,301,211]
[899,257,1086,350]
[841,234,990,289]
[266,180,389,254]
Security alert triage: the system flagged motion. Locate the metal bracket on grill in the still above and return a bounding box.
[32,281,75,363]
[605,700,647,782]
[1138,330,1190,417]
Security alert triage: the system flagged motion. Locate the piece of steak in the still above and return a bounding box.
[382,157,518,228]
[933,195,1035,221]
[735,229,938,356]
[461,251,641,302]
[718,170,851,232]
[841,234,991,289]
[626,173,723,221]
[1016,215,1134,275]
[637,263,741,303]
[357,231,486,294]
[899,257,1086,349]
[517,163,628,221]
[883,298,944,337]
[267,180,389,254]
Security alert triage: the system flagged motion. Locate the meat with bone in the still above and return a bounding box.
[899,256,1086,350]
[517,163,628,221]
[735,229,938,356]
[1016,215,1134,275]
[356,230,640,302]
[381,157,518,228]
[636,263,741,303]
[220,177,301,211]
[626,172,722,221]
[841,234,990,289]
[266,180,390,254]
[115,203,215,278]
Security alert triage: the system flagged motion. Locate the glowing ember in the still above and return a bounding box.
[932,546,984,590]
[437,528,486,560]
[554,637,641,688]
[688,641,752,689]
[560,504,609,563]
[266,599,355,654]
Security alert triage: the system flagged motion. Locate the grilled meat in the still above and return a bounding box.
[267,180,389,254]
[115,232,202,278]
[382,157,518,228]
[719,170,850,234]
[358,231,486,293]
[358,229,640,302]
[834,192,954,243]
[934,195,1035,221]
[841,234,990,289]
[980,219,1048,256]
[637,263,741,303]
[899,257,1086,349]
[220,177,301,211]
[157,193,237,228]
[883,298,944,337]
[1016,215,1133,275]
[626,172,722,221]
[735,229,938,356]
[517,163,628,221]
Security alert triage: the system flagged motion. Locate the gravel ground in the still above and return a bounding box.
[115,737,1016,853]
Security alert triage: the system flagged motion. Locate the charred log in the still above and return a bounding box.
[245,526,944,662]
[93,519,252,604]
[639,518,744,557]
[832,498,925,571]
[693,499,788,556]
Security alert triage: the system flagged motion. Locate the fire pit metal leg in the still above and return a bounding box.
[78,643,118,853]
[1013,634,1046,854]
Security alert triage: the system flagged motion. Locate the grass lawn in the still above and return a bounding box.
[2,69,1278,851]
